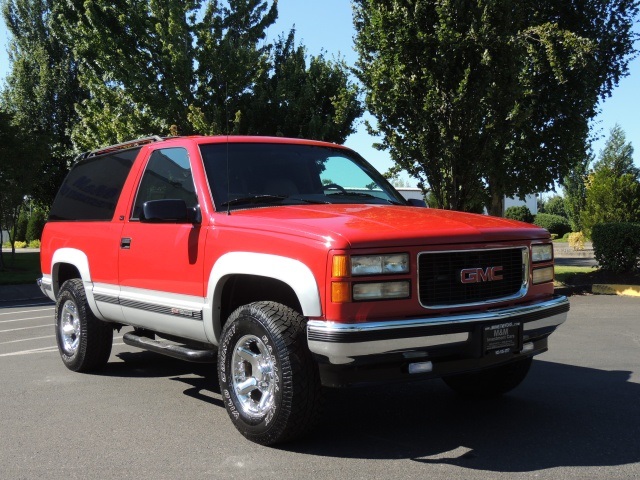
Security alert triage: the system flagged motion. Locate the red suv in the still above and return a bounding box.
[39,135,568,445]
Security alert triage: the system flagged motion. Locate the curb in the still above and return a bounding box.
[592,284,640,297]
[554,285,592,296]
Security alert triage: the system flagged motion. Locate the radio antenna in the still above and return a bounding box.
[225,80,231,216]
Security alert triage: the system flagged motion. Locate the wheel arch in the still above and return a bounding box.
[49,248,105,321]
[204,252,322,344]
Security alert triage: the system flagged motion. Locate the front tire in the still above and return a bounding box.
[218,302,321,445]
[55,279,113,372]
[442,357,533,397]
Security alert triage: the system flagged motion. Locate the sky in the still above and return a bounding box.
[1,0,639,185]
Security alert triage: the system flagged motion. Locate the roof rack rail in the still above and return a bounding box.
[76,135,164,162]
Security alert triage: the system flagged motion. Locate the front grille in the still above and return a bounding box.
[418,248,526,308]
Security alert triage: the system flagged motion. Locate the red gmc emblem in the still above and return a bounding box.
[460,266,504,284]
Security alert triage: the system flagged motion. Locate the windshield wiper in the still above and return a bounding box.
[221,194,288,207]
[221,194,331,208]
[326,191,404,205]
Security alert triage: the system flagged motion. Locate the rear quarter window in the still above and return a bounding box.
[49,148,140,221]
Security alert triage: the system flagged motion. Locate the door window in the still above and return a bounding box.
[132,148,198,219]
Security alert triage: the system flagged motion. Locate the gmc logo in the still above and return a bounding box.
[460,266,504,284]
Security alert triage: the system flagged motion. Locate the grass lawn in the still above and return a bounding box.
[0,252,41,285]
[554,265,595,286]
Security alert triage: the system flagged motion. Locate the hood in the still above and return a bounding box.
[227,204,549,249]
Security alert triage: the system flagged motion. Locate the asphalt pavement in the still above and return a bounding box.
[0,294,638,479]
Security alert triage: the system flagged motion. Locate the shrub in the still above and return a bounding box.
[15,210,29,242]
[533,213,571,237]
[14,241,27,249]
[26,210,47,242]
[568,232,585,251]
[28,239,41,249]
[504,205,534,223]
[591,223,640,273]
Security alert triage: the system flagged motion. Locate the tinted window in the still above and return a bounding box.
[49,148,140,221]
[199,143,406,210]
[131,148,198,219]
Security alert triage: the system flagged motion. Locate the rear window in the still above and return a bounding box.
[49,148,140,221]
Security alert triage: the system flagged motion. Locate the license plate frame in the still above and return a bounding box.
[483,321,522,356]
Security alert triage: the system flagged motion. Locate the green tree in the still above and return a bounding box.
[2,0,84,206]
[581,126,640,236]
[57,0,202,148]
[353,0,639,214]
[563,153,591,232]
[246,31,363,142]
[0,111,46,267]
[543,195,568,218]
[54,0,361,147]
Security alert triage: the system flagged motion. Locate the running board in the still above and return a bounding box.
[122,332,216,363]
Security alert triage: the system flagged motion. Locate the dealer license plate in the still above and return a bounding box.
[483,321,522,356]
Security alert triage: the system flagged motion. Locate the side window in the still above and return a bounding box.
[49,148,140,221]
[132,148,198,219]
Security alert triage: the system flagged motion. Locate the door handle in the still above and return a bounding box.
[121,238,131,249]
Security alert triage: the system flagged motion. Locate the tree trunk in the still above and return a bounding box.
[488,190,504,217]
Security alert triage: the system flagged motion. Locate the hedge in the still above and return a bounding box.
[504,205,534,223]
[591,223,640,273]
[533,213,571,237]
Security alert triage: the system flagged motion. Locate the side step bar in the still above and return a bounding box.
[122,332,216,363]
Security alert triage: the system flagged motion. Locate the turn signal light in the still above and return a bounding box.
[332,255,349,278]
[331,282,351,303]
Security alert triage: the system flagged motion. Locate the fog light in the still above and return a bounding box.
[352,281,410,301]
[532,266,554,284]
[408,361,433,374]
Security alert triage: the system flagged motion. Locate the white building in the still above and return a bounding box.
[503,194,538,215]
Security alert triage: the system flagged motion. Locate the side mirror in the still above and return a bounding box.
[141,199,200,224]
[407,198,427,207]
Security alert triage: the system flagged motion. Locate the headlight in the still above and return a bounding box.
[351,254,409,276]
[532,244,553,263]
[353,281,411,301]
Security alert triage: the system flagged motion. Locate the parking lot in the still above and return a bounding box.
[1,294,638,480]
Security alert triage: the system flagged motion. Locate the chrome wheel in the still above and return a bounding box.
[231,334,276,417]
[59,299,81,355]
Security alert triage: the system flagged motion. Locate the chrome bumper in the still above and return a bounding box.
[307,296,569,365]
[37,276,55,301]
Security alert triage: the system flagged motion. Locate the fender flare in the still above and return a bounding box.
[203,252,322,344]
[50,248,106,321]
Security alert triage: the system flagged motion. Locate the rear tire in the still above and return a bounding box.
[442,357,533,397]
[218,302,322,445]
[55,279,113,372]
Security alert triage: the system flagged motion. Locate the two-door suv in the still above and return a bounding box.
[39,135,569,445]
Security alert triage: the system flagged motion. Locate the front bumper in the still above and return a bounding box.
[307,295,569,387]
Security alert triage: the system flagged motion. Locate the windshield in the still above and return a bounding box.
[199,143,407,210]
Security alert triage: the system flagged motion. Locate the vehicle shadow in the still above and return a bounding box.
[101,350,223,407]
[99,352,640,472]
[283,360,639,472]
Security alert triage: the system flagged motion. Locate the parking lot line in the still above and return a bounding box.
[0,335,55,345]
[0,315,51,324]
[0,307,54,316]
[0,324,53,333]
[0,341,125,357]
